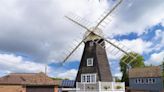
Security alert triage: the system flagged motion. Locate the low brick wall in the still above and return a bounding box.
[0,85,25,92]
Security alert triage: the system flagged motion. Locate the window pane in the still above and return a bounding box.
[152,78,155,83]
[91,75,96,82]
[138,79,141,84]
[87,58,93,66]
[87,75,90,82]
[146,79,148,84]
[149,78,152,84]
[135,79,137,84]
[141,79,144,84]
[82,75,85,82]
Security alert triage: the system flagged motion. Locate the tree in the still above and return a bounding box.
[119,52,145,86]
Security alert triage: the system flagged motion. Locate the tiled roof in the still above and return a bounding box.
[0,72,56,85]
[129,66,162,78]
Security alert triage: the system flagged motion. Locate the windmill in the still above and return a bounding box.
[60,0,137,85]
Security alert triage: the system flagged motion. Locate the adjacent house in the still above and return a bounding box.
[0,72,60,92]
[129,66,163,92]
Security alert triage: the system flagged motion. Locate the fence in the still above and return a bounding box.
[76,82,125,92]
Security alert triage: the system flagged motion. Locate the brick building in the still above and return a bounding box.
[0,72,60,92]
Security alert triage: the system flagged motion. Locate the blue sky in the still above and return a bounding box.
[0,0,163,80]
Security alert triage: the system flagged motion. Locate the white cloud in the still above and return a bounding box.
[56,69,77,80]
[0,53,52,76]
[105,0,164,36]
[146,51,164,65]
[0,0,111,64]
[119,38,152,54]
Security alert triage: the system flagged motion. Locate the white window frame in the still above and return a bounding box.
[145,78,149,84]
[152,78,156,84]
[81,74,96,84]
[148,78,156,84]
[135,79,137,84]
[135,78,156,84]
[89,41,94,47]
[135,78,142,84]
[87,58,93,66]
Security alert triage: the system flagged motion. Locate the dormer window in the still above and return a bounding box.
[87,58,93,66]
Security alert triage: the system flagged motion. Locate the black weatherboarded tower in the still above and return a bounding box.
[75,31,113,84]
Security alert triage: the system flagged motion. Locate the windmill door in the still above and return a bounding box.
[26,86,54,92]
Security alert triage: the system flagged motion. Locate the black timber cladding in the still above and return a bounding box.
[75,39,113,84]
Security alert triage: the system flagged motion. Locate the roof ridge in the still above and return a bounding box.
[130,66,160,70]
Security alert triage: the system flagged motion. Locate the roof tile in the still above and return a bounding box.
[129,66,162,78]
[0,72,56,85]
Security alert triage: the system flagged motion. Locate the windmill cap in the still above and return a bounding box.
[83,27,104,42]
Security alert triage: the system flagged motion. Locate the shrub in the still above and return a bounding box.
[116,85,122,89]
